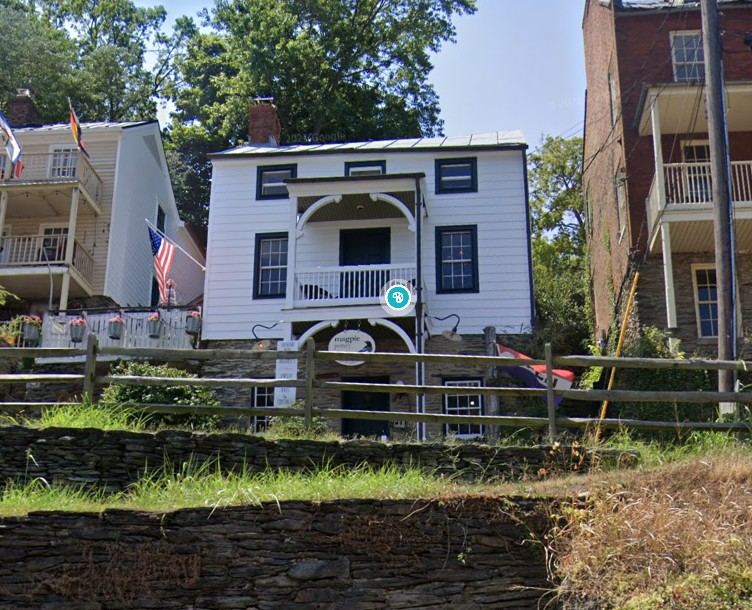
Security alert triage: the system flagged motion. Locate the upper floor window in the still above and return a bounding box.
[435,225,479,293]
[672,32,705,83]
[608,69,619,126]
[50,147,78,178]
[256,164,296,200]
[615,173,627,239]
[435,158,477,194]
[692,265,718,338]
[345,160,386,176]
[254,232,288,298]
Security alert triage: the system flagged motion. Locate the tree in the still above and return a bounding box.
[527,135,590,355]
[167,0,477,227]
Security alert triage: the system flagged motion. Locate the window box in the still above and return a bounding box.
[435,158,477,194]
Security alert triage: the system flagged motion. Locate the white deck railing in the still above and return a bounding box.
[295,263,417,307]
[663,161,752,206]
[41,309,197,350]
[1,152,103,206]
[0,234,95,285]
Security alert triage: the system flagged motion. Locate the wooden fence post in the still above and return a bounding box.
[545,343,557,442]
[305,338,315,431]
[83,332,99,403]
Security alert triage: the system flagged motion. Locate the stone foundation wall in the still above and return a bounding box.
[0,497,553,609]
[0,426,624,492]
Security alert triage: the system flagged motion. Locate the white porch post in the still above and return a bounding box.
[59,187,80,311]
[651,95,678,349]
[0,191,7,246]
[285,195,298,309]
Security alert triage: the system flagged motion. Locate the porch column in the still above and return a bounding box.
[661,225,678,352]
[0,191,7,245]
[414,179,426,441]
[59,187,80,310]
[650,93,667,212]
[285,195,298,310]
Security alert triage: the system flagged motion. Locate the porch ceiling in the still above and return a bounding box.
[652,218,752,253]
[637,82,752,136]
[302,192,416,223]
[1,184,100,218]
[0,268,91,301]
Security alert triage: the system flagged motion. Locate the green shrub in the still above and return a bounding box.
[264,401,333,440]
[100,361,220,430]
[612,326,715,422]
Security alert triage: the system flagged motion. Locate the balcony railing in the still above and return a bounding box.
[294,263,417,307]
[663,161,752,206]
[1,151,103,206]
[0,234,95,285]
[41,309,197,350]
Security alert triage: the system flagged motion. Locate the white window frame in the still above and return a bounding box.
[608,67,619,127]
[615,173,627,240]
[671,31,705,83]
[691,264,718,339]
[251,384,275,433]
[443,379,484,439]
[39,224,69,263]
[48,145,79,178]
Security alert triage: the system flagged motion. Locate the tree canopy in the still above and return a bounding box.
[527,135,590,354]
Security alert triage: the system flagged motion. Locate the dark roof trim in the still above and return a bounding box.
[286,172,426,185]
[616,0,751,15]
[209,143,527,160]
[121,120,159,130]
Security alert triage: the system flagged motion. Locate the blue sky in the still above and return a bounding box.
[138,0,587,150]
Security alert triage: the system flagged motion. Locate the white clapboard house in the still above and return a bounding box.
[202,102,533,438]
[0,90,205,349]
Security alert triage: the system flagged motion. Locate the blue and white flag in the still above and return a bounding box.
[0,109,22,178]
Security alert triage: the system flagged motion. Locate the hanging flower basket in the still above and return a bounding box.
[22,315,42,345]
[69,318,87,343]
[108,315,126,341]
[185,311,201,336]
[147,318,161,339]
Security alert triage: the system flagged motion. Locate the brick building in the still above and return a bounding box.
[582,0,752,355]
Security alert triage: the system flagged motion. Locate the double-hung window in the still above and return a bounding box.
[50,147,78,178]
[254,232,288,298]
[256,164,296,199]
[435,158,477,194]
[692,266,718,339]
[251,385,275,433]
[435,225,479,293]
[443,379,484,439]
[345,160,386,177]
[672,31,704,83]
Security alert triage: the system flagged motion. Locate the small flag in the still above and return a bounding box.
[148,227,176,305]
[68,99,90,158]
[0,109,23,178]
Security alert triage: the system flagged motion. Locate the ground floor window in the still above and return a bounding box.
[251,385,275,433]
[443,379,483,439]
[692,265,718,338]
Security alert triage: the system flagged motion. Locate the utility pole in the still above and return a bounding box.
[701,0,736,404]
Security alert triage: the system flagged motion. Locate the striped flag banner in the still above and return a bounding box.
[0,109,23,178]
[68,99,90,158]
[148,227,176,304]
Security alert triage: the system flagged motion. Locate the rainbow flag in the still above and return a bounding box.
[68,99,90,158]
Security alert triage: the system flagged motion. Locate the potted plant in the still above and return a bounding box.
[69,317,87,343]
[185,310,201,335]
[22,315,42,345]
[108,314,126,341]
[147,311,161,339]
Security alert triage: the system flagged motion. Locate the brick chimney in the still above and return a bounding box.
[7,89,43,127]
[248,99,281,146]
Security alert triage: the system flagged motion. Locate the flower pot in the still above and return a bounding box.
[147,319,161,339]
[185,316,201,336]
[108,321,125,341]
[23,324,40,345]
[69,324,86,343]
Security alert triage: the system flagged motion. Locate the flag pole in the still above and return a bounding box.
[145,219,206,271]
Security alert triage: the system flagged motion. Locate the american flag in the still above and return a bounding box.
[148,227,176,304]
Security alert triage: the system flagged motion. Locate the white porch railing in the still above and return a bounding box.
[0,235,95,285]
[663,161,752,206]
[294,263,417,307]
[1,152,103,206]
[41,309,197,350]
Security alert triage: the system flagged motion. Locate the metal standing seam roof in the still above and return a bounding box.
[15,120,154,134]
[618,0,750,9]
[211,130,527,158]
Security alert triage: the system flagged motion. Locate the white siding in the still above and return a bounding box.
[107,124,204,307]
[203,148,532,340]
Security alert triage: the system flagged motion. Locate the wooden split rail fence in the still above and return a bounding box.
[0,337,751,441]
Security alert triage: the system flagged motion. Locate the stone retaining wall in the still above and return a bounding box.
[0,425,630,491]
[0,497,554,609]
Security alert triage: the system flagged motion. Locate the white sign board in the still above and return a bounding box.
[328,329,376,366]
[274,340,299,406]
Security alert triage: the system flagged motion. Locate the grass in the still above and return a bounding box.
[0,461,491,517]
[36,402,154,431]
